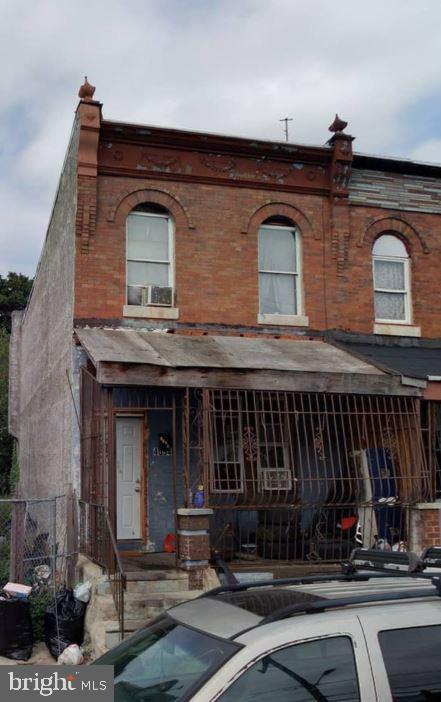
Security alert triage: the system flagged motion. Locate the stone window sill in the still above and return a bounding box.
[123,305,179,320]
[258,313,309,327]
[374,322,421,337]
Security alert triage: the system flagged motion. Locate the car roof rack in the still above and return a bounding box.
[259,580,441,625]
[203,549,432,598]
[342,548,424,574]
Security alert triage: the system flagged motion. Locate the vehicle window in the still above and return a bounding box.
[218,635,360,701]
[94,615,239,702]
[379,625,441,701]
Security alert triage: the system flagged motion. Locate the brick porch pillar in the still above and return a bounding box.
[177,508,213,589]
[409,503,441,554]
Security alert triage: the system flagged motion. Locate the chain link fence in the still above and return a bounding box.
[0,494,77,644]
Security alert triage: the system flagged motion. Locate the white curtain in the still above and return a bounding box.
[375,291,405,320]
[374,260,405,291]
[259,273,296,314]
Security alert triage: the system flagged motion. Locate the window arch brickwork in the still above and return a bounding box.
[243,201,316,239]
[108,187,195,230]
[358,216,429,254]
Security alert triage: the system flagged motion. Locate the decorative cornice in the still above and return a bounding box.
[100,120,332,166]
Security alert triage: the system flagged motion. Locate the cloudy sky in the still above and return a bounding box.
[1,0,441,277]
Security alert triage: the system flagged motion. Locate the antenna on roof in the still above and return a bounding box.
[280,116,293,142]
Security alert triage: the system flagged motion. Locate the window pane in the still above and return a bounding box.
[211,405,242,493]
[127,214,169,261]
[219,636,360,702]
[127,261,169,287]
[259,227,297,272]
[374,260,405,290]
[379,625,441,701]
[127,286,141,305]
[213,416,240,464]
[373,234,407,258]
[375,291,405,320]
[259,273,297,315]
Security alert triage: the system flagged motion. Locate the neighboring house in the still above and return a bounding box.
[8,80,441,585]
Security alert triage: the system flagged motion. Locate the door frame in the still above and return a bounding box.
[114,412,149,548]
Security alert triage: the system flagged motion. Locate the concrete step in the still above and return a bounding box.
[124,590,201,619]
[96,569,189,596]
[125,569,188,582]
[126,577,189,594]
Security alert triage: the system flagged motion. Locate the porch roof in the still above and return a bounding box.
[74,328,421,395]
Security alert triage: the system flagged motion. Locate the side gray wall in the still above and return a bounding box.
[12,118,79,498]
[8,310,23,439]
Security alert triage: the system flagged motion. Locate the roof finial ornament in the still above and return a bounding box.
[328,114,348,134]
[78,76,96,101]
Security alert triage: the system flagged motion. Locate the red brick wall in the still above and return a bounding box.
[420,508,441,550]
[73,171,441,336]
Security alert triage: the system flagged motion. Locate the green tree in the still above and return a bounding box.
[0,273,33,334]
[0,273,33,493]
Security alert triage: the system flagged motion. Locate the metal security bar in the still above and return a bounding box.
[203,389,430,562]
[421,401,441,500]
[205,390,429,507]
[80,368,110,506]
[78,500,126,640]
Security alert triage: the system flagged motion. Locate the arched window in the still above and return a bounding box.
[126,204,174,306]
[258,217,301,316]
[372,234,410,323]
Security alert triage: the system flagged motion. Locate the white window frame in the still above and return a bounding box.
[125,210,175,306]
[258,223,303,318]
[372,240,411,325]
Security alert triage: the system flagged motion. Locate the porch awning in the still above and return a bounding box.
[74,328,421,396]
[333,339,441,381]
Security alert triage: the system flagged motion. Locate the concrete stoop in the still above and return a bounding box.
[103,574,202,651]
[77,555,215,659]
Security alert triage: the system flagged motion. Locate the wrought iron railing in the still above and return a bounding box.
[78,500,126,640]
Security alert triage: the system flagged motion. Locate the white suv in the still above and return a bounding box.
[94,548,441,701]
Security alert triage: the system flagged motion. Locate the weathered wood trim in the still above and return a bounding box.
[96,362,420,396]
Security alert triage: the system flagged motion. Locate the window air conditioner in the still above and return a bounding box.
[141,285,173,307]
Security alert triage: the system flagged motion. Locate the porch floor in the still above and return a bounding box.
[120,552,341,579]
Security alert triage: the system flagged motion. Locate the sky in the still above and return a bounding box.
[2,0,441,277]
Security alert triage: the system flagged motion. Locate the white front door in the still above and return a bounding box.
[116,417,142,540]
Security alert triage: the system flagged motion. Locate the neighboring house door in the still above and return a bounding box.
[116,417,142,540]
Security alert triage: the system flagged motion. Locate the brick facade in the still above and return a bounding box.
[71,101,441,340]
[10,86,441,561]
[411,505,441,553]
[420,507,441,550]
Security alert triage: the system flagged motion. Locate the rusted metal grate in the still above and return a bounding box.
[80,368,110,506]
[202,389,431,560]
[204,390,430,508]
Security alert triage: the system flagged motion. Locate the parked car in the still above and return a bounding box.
[94,548,441,701]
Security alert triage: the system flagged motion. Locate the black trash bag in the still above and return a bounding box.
[0,597,33,661]
[44,587,87,659]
